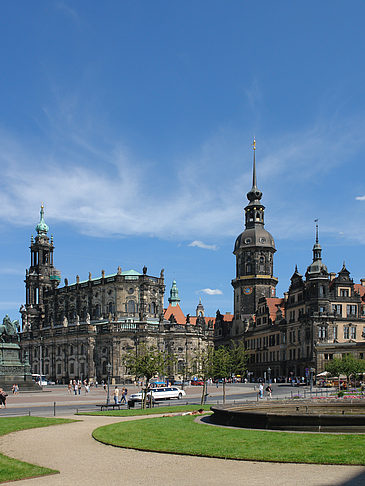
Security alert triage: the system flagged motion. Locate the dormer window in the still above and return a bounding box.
[339,288,349,297]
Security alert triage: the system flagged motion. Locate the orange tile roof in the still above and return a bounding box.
[354,284,365,300]
[266,297,285,322]
[164,303,186,324]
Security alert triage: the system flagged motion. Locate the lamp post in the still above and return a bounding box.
[310,367,315,394]
[106,362,112,405]
[267,367,271,384]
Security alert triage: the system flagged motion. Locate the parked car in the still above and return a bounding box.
[128,386,186,403]
[190,380,204,386]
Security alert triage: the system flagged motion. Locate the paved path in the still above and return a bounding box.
[1,414,364,486]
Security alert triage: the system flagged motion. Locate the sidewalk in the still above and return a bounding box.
[0,414,364,485]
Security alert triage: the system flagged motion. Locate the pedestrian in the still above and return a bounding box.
[68,382,72,394]
[266,384,272,399]
[259,383,264,399]
[113,386,119,405]
[85,383,90,394]
[0,388,8,408]
[74,382,78,395]
[78,381,82,395]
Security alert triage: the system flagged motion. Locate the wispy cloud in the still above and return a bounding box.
[356,195,365,201]
[188,240,218,251]
[200,288,223,295]
[1,104,365,245]
[54,2,78,21]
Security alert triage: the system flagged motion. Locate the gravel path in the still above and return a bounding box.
[0,414,364,486]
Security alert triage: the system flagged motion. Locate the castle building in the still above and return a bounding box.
[19,209,213,384]
[215,141,365,379]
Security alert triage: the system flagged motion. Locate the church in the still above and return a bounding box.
[215,140,365,380]
[19,206,213,384]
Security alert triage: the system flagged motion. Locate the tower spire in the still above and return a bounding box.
[252,137,257,188]
[312,219,322,262]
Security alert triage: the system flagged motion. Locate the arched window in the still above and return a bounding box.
[80,344,84,355]
[107,301,115,314]
[70,345,73,355]
[246,264,252,274]
[150,302,156,314]
[127,300,135,314]
[94,304,101,318]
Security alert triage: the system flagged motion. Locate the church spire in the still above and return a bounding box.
[168,280,180,307]
[36,203,49,236]
[245,138,264,229]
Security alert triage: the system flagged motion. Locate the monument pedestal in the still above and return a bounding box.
[0,342,41,392]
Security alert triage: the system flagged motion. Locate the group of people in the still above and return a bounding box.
[12,384,19,394]
[68,379,91,395]
[113,386,128,405]
[258,383,272,399]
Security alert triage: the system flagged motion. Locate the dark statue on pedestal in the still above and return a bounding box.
[0,314,39,392]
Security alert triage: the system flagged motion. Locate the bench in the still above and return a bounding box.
[97,403,127,411]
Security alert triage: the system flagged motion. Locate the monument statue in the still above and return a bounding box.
[86,313,91,325]
[0,315,20,342]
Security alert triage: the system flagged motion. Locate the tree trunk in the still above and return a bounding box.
[200,380,206,405]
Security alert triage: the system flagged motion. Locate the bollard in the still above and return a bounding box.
[54,402,56,416]
[28,409,31,416]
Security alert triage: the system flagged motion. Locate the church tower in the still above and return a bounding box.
[23,205,61,330]
[232,140,278,319]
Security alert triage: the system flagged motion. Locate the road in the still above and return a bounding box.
[0,383,333,417]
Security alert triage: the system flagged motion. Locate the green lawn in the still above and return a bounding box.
[0,416,75,483]
[93,414,365,465]
[78,404,212,417]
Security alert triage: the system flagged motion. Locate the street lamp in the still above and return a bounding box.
[267,367,271,384]
[310,367,315,394]
[106,362,112,405]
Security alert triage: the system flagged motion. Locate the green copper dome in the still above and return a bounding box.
[36,204,49,235]
[168,280,180,307]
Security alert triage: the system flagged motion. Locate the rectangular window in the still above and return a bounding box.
[333,326,338,339]
[346,305,357,317]
[332,304,342,316]
[350,326,356,339]
[318,326,327,339]
[340,288,349,297]
[57,364,61,374]
[344,327,349,339]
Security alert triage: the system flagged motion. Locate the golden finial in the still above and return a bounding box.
[252,138,256,151]
[41,202,44,209]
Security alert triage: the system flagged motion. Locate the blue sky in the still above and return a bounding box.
[2,1,365,320]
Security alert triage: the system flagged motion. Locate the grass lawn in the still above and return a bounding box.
[0,416,75,483]
[93,415,365,465]
[78,404,212,417]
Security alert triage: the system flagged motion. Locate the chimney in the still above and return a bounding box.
[361,278,365,287]
[284,292,289,302]
[330,272,336,281]
[76,275,80,284]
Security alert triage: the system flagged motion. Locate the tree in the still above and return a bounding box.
[123,343,166,408]
[229,339,248,379]
[213,346,232,403]
[192,346,215,405]
[325,355,365,390]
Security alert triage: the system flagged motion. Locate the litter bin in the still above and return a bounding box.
[128,400,134,408]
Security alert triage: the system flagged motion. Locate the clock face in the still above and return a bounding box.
[243,287,252,295]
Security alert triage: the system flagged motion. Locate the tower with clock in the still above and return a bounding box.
[232,139,278,319]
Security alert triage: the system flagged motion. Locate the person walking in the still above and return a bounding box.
[0,388,8,408]
[266,384,272,399]
[259,383,264,399]
[113,386,119,405]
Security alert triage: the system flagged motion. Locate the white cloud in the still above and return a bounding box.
[188,240,218,251]
[2,106,365,245]
[356,196,365,201]
[200,288,223,295]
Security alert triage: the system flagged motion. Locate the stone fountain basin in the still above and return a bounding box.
[210,401,365,432]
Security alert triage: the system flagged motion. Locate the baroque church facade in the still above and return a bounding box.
[19,207,213,383]
[215,141,365,380]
